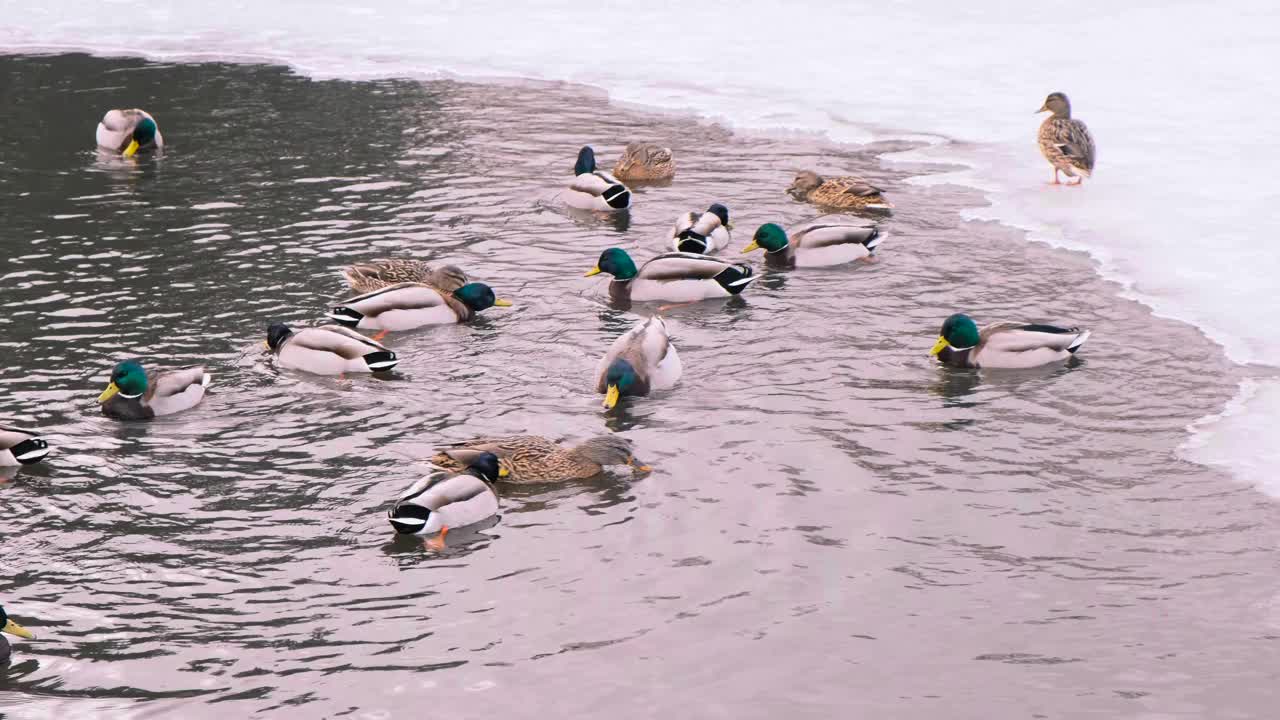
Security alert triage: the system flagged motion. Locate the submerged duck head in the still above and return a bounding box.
[584,248,638,281]
[707,203,731,228]
[1037,92,1071,118]
[574,146,597,176]
[125,116,158,157]
[576,435,649,471]
[742,223,789,254]
[602,358,641,409]
[453,283,513,313]
[266,322,294,351]
[930,313,981,356]
[98,359,148,403]
[465,451,508,483]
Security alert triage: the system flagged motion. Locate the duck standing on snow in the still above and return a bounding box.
[266,323,398,375]
[611,141,675,181]
[585,248,755,304]
[929,313,1091,369]
[1036,92,1096,185]
[787,171,891,210]
[564,146,632,211]
[742,222,883,268]
[0,426,50,466]
[97,360,210,420]
[96,109,163,157]
[595,316,682,410]
[670,203,732,254]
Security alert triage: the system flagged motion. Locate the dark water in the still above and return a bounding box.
[1,54,1278,719]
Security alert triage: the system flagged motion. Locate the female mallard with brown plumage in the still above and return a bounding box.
[431,435,649,482]
[340,259,468,294]
[612,142,675,181]
[1036,92,1096,185]
[787,171,892,211]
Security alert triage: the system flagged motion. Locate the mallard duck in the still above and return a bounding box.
[387,452,506,541]
[0,426,50,466]
[611,141,675,181]
[787,171,892,210]
[341,259,468,294]
[328,282,511,332]
[97,360,210,420]
[1037,92,1096,185]
[95,109,163,157]
[266,323,398,375]
[565,146,632,211]
[929,313,1091,369]
[670,204,732,254]
[585,249,755,304]
[742,222,883,267]
[1,605,35,663]
[596,316,682,409]
[431,435,648,482]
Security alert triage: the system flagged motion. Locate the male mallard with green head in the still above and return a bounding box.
[340,259,468,295]
[787,171,891,210]
[328,282,512,333]
[95,109,163,157]
[1,605,36,663]
[431,435,649,482]
[670,203,732,254]
[565,146,632,211]
[595,316,682,409]
[1036,92,1096,185]
[929,313,1091,369]
[266,323,398,375]
[387,452,507,545]
[612,141,675,181]
[742,222,883,268]
[97,360,210,420]
[585,248,755,304]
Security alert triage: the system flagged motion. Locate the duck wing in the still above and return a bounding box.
[792,223,882,250]
[1059,119,1096,172]
[825,175,884,198]
[980,322,1089,353]
[294,325,389,359]
[147,366,209,399]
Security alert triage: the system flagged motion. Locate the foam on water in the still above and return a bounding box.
[4,0,1278,492]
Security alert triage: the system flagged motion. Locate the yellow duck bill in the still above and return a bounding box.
[97,381,121,403]
[123,139,141,157]
[740,241,760,254]
[493,298,513,307]
[3,618,34,640]
[583,266,602,277]
[603,384,620,409]
[928,336,950,356]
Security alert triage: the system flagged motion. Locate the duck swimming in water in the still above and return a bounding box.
[929,313,1091,369]
[95,108,163,157]
[564,146,632,211]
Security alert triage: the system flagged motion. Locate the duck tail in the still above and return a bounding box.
[1067,330,1091,354]
[327,305,364,327]
[864,228,885,253]
[10,437,50,465]
[362,350,398,372]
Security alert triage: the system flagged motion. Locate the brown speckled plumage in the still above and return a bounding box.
[431,435,646,483]
[612,142,675,181]
[787,171,892,210]
[341,259,468,294]
[1036,92,1096,184]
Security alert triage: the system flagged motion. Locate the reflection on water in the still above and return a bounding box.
[0,53,1275,719]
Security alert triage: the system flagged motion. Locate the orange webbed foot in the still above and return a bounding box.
[425,525,449,551]
[371,330,389,342]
